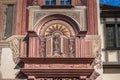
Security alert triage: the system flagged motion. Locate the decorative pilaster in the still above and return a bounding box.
[69,37,75,57]
[75,37,80,57]
[14,0,27,35]
[40,37,46,57]
[87,0,98,35]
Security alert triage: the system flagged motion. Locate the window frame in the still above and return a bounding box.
[44,0,71,6]
[45,0,56,6]
[60,0,71,6]
[104,18,120,50]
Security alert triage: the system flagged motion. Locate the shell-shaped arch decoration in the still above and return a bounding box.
[45,24,71,37]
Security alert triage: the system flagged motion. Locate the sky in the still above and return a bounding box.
[100,0,120,7]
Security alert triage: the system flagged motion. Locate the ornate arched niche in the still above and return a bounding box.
[39,20,75,58]
[34,14,80,36]
[33,14,81,58]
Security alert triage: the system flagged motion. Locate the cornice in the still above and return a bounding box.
[0,0,16,4]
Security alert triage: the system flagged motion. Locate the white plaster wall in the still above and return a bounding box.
[99,16,118,63]
[99,23,106,62]
[0,48,19,79]
[103,74,120,80]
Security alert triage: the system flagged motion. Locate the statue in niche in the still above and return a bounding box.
[53,33,61,57]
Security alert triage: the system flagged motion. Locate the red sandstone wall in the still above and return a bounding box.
[14,0,27,35]
[86,0,98,35]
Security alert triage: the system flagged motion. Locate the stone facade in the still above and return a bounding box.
[0,0,101,80]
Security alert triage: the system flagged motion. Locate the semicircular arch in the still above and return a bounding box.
[34,14,80,36]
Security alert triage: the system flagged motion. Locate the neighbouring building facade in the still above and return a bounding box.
[100,4,120,80]
[0,0,102,80]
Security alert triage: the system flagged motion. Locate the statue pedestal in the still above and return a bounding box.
[53,51,61,58]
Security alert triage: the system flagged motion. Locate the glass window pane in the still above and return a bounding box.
[117,24,120,47]
[60,1,65,5]
[45,0,56,5]
[51,0,56,5]
[60,0,71,5]
[106,24,116,48]
[66,0,71,5]
[45,1,50,5]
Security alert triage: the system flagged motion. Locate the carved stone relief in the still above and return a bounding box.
[85,35,102,69]
[5,35,25,64]
[31,7,86,31]
[40,37,46,57]
[9,38,20,63]
[2,5,7,39]
[2,4,14,39]
[33,11,80,26]
[93,37,102,69]
[69,37,75,57]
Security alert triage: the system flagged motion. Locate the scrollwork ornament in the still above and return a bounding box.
[93,37,102,69]
[9,38,20,64]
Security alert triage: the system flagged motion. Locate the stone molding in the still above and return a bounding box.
[27,6,87,31]
[25,64,90,69]
[0,0,16,4]
[89,71,100,80]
